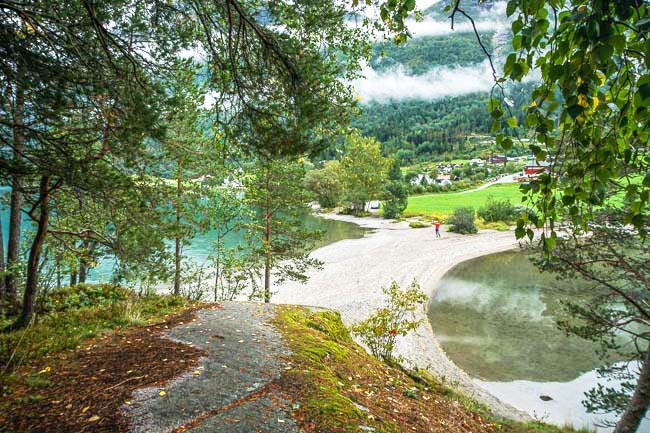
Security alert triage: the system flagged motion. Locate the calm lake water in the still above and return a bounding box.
[0,189,367,284]
[89,214,366,282]
[428,250,649,432]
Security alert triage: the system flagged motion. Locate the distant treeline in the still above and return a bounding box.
[371,33,494,74]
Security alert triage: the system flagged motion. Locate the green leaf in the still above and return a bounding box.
[526,229,535,241]
[638,83,650,100]
[567,104,584,119]
[515,226,526,239]
[507,116,519,128]
[525,113,538,127]
[593,44,613,65]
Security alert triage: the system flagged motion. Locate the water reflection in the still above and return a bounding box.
[427,250,647,432]
[428,251,616,382]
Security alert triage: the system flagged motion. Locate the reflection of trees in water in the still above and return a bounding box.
[429,251,624,382]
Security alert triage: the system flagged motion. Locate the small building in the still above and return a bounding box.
[524,160,551,176]
[436,174,452,186]
[470,158,485,166]
[489,155,507,164]
[410,174,434,185]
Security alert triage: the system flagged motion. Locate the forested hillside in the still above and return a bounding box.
[370,33,493,73]
[352,0,533,163]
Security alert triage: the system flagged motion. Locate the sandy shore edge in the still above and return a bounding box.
[274,213,531,421]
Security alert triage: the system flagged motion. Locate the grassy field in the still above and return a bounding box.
[404,183,523,218]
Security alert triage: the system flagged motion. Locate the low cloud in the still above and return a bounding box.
[407,1,509,37]
[351,61,496,104]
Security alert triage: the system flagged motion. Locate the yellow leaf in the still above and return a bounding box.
[530,100,537,107]
[159,390,166,396]
[592,96,599,110]
[577,94,589,108]
[596,71,606,87]
[82,406,90,413]
[38,366,51,374]
[88,415,100,422]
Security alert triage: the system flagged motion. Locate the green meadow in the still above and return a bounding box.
[404,183,523,218]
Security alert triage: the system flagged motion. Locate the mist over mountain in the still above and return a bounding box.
[351,0,534,164]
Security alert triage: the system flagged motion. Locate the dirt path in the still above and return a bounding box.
[125,303,298,433]
[273,214,531,421]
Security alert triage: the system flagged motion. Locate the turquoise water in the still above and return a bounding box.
[0,187,366,283]
[89,214,366,282]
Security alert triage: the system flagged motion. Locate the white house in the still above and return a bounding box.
[410,174,434,185]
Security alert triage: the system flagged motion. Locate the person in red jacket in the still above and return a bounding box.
[434,220,444,238]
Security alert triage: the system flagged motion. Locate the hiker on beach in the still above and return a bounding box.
[434,220,443,238]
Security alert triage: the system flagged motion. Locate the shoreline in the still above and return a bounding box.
[274,213,530,421]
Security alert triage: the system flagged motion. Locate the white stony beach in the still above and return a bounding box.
[273,213,531,421]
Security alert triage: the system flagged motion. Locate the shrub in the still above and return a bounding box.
[40,284,130,313]
[351,280,427,362]
[448,207,477,234]
[409,221,429,229]
[477,197,517,223]
[383,181,409,219]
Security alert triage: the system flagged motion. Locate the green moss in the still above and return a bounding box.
[275,307,401,432]
[274,306,588,433]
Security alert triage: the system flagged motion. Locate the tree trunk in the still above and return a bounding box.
[173,159,183,296]
[6,71,25,299]
[264,169,271,303]
[70,271,77,287]
[78,240,95,284]
[78,264,87,284]
[15,176,50,328]
[614,351,650,433]
[214,233,221,302]
[0,216,5,298]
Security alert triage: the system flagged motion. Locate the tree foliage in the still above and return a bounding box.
[0,0,371,326]
[340,132,390,214]
[488,0,650,244]
[304,160,343,209]
[242,158,323,302]
[351,280,427,363]
[383,159,409,219]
